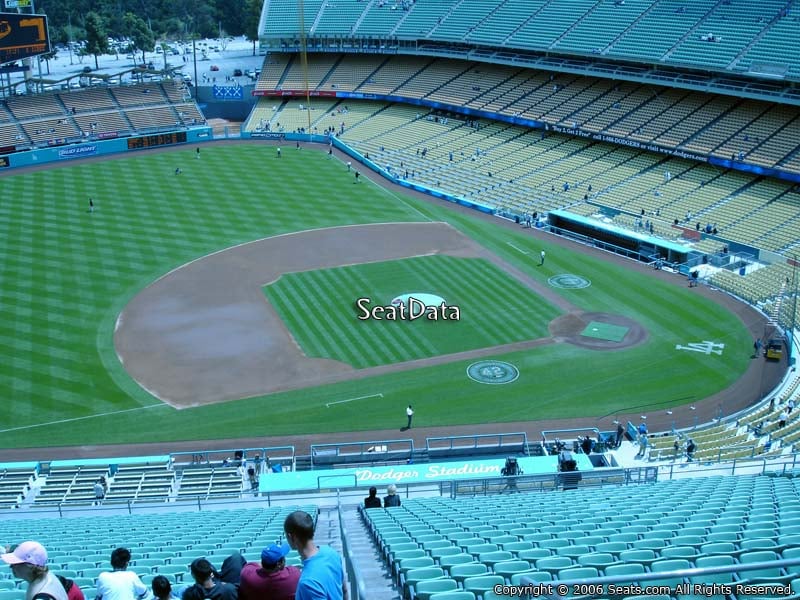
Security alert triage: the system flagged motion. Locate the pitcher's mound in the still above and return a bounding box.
[550,312,646,350]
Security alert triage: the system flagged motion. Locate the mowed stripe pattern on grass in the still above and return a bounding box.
[0,146,425,431]
[264,255,560,368]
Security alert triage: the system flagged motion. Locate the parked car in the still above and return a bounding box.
[210,64,220,71]
[233,68,243,77]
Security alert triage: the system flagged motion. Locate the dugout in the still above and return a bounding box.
[547,210,692,266]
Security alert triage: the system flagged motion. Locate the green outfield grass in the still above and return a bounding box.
[0,144,754,449]
[264,255,559,368]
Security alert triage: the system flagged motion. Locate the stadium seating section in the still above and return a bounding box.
[0,505,316,600]
[364,474,800,598]
[0,81,204,149]
[24,459,263,507]
[260,0,800,80]
[249,54,800,179]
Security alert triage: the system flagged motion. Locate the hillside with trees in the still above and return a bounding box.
[35,0,262,50]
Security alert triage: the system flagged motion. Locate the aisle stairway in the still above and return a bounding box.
[342,507,401,600]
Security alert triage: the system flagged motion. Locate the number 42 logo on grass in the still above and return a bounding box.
[675,341,725,355]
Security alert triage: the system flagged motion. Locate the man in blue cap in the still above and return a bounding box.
[239,542,300,600]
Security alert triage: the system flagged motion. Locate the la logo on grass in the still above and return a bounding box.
[675,341,725,355]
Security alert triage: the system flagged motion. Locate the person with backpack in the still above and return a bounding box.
[186,558,237,600]
[1,541,67,600]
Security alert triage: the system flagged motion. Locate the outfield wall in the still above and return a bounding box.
[0,128,213,170]
[243,130,497,215]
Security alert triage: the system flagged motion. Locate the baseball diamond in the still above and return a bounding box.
[0,142,786,457]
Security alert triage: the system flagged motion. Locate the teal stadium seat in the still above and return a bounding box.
[683,555,736,600]
[738,550,794,585]
[576,553,618,570]
[403,567,445,597]
[462,575,504,596]
[438,553,475,574]
[414,578,459,600]
[510,570,552,586]
[426,592,475,600]
[492,560,531,582]
[448,563,487,586]
[648,559,691,588]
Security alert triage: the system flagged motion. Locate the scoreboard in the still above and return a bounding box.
[0,12,48,64]
[127,131,187,150]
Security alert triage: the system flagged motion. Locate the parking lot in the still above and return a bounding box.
[5,36,265,93]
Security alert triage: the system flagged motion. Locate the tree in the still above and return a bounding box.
[243,0,262,56]
[83,12,110,69]
[123,12,155,66]
[216,0,246,37]
[40,47,58,75]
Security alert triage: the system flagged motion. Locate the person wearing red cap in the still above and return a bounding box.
[238,542,300,600]
[2,541,67,600]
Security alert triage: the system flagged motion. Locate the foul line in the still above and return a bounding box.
[326,393,383,408]
[506,241,529,255]
[0,404,167,434]
[366,175,433,223]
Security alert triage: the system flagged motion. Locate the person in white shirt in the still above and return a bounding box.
[96,548,148,600]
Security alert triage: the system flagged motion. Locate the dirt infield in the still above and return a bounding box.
[0,140,787,461]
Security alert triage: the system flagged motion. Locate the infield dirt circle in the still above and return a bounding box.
[114,221,646,408]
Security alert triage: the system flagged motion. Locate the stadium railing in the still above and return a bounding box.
[309,439,415,469]
[338,492,368,600]
[426,432,531,459]
[6,453,800,520]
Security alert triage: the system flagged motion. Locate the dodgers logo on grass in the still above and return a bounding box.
[467,360,519,384]
[548,274,591,289]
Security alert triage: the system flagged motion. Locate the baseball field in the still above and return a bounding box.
[0,142,767,452]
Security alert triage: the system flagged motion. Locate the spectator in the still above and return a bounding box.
[636,433,648,459]
[187,559,237,600]
[364,486,381,509]
[239,543,300,600]
[152,575,186,600]
[94,479,105,504]
[96,548,148,600]
[58,575,85,600]
[218,553,247,586]
[247,467,258,491]
[384,484,401,507]
[284,511,345,600]
[2,541,67,600]
[779,409,789,428]
[686,439,697,461]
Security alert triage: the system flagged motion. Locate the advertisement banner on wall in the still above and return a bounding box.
[58,144,98,160]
